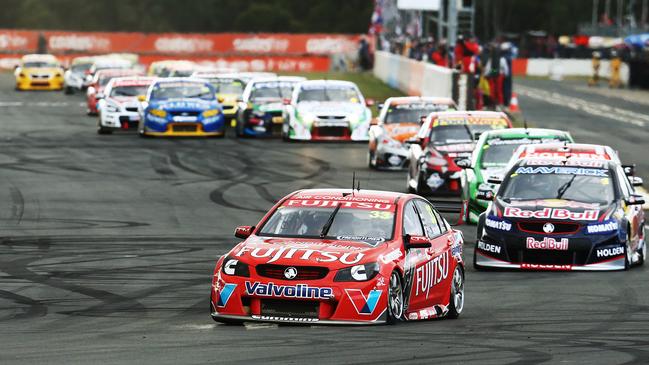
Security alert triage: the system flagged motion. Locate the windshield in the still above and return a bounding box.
[24,62,58,68]
[150,82,214,100]
[210,79,244,94]
[99,76,115,87]
[385,104,452,124]
[259,207,395,242]
[297,86,361,103]
[501,166,615,204]
[482,143,525,167]
[110,85,149,97]
[481,138,569,167]
[431,125,472,144]
[71,63,92,73]
[250,81,295,101]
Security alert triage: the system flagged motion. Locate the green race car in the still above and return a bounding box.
[458,128,574,224]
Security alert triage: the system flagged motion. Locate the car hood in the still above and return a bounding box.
[108,96,138,104]
[22,67,62,75]
[297,101,367,117]
[384,123,420,142]
[230,235,389,269]
[478,166,506,183]
[150,98,217,111]
[494,198,611,223]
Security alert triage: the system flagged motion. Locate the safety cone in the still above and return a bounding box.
[509,92,520,113]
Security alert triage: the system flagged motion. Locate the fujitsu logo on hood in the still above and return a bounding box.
[235,245,365,264]
[504,207,598,221]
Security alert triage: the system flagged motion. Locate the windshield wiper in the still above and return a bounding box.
[463,124,474,140]
[320,203,341,238]
[556,174,577,199]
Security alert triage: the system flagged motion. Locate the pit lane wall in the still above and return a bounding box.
[512,58,630,82]
[373,51,454,99]
[0,29,363,71]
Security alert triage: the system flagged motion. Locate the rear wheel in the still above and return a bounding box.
[368,150,376,169]
[624,228,632,270]
[446,265,465,319]
[386,271,404,324]
[64,86,74,95]
[97,120,112,135]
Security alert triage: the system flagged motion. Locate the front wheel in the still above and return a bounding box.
[446,265,465,319]
[386,271,404,324]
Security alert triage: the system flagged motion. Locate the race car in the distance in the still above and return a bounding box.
[283,80,373,141]
[63,56,95,94]
[14,54,64,91]
[86,68,142,115]
[407,111,512,196]
[96,76,156,134]
[138,78,225,137]
[235,76,306,137]
[368,96,457,170]
[190,72,246,123]
[474,157,645,271]
[211,188,466,324]
[459,128,574,223]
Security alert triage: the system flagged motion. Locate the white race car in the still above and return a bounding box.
[96,76,156,134]
[283,80,373,141]
[63,56,95,94]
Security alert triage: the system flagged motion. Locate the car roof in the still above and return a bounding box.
[299,79,357,87]
[385,96,456,106]
[152,77,210,84]
[484,128,569,139]
[288,189,406,204]
[516,156,615,169]
[109,76,157,87]
[96,69,140,77]
[23,54,58,61]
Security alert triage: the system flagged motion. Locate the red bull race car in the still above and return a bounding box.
[475,157,645,271]
[210,188,466,324]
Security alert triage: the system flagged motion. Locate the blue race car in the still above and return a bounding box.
[138,78,225,137]
[474,156,646,271]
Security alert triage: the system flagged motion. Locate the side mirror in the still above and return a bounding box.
[630,176,644,187]
[476,188,494,201]
[370,118,379,126]
[234,225,255,239]
[95,93,105,100]
[625,195,645,206]
[622,164,635,176]
[487,175,502,184]
[405,138,422,146]
[137,95,146,102]
[283,98,291,105]
[456,158,471,169]
[217,96,225,103]
[404,235,432,250]
[419,115,427,124]
[377,103,384,110]
[365,98,375,107]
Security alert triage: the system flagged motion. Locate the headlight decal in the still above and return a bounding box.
[334,262,380,282]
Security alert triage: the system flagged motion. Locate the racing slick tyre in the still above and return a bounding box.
[624,226,633,270]
[97,120,112,135]
[446,265,465,319]
[386,271,405,324]
[64,86,74,95]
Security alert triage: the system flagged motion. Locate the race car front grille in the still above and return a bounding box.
[317,115,345,120]
[256,264,329,280]
[169,111,200,117]
[171,124,198,132]
[125,107,138,112]
[222,105,234,110]
[517,221,581,235]
[312,126,350,138]
[504,237,592,265]
[261,299,319,319]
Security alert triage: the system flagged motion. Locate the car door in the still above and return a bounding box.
[410,199,452,309]
[400,200,430,313]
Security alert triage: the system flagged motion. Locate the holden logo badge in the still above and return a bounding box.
[543,223,555,233]
[284,267,298,280]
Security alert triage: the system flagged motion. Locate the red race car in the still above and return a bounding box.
[210,188,466,325]
[407,111,512,196]
[86,68,142,116]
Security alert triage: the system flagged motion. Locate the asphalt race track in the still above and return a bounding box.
[1,73,648,364]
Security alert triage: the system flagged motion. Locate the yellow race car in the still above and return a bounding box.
[15,54,64,91]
